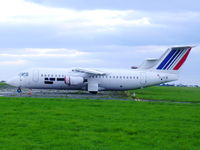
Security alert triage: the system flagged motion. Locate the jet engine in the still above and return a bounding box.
[64,76,84,86]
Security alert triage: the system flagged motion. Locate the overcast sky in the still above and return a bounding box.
[0,0,200,85]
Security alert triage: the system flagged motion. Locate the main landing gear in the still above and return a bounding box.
[89,91,98,94]
[28,89,32,96]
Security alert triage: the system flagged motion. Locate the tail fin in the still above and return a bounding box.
[155,46,192,71]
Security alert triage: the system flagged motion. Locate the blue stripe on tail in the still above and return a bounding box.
[166,49,184,70]
[162,50,181,70]
[157,49,176,70]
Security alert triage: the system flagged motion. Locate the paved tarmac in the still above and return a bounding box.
[0,85,198,104]
[0,86,129,101]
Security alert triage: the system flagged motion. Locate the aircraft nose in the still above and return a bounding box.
[6,77,20,87]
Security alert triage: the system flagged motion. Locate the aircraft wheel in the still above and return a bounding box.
[17,87,22,93]
[89,91,98,94]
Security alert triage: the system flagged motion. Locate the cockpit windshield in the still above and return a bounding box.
[19,72,29,77]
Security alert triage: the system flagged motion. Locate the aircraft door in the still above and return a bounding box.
[32,69,39,82]
[140,72,146,86]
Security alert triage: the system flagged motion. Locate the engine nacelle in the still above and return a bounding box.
[64,76,84,86]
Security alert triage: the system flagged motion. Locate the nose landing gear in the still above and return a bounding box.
[17,87,22,93]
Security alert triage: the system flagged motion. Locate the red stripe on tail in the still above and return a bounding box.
[173,48,191,70]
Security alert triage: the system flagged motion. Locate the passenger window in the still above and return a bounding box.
[57,78,65,81]
[50,78,55,81]
[44,81,53,84]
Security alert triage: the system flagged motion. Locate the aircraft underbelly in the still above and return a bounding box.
[99,80,141,90]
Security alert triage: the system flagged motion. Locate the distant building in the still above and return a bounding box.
[159,83,175,87]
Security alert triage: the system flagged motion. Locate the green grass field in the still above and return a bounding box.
[0,82,7,86]
[0,97,200,150]
[0,82,11,89]
[127,86,200,102]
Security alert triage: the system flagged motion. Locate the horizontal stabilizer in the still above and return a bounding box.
[139,58,159,69]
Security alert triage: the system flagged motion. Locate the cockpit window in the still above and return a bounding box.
[19,72,29,77]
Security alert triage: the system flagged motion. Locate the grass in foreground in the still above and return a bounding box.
[0,97,200,150]
[0,82,7,86]
[128,86,200,102]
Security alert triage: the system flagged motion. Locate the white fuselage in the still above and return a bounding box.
[8,68,178,91]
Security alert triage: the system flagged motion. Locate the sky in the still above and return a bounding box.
[0,0,200,85]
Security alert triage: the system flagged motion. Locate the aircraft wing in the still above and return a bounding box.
[72,68,107,75]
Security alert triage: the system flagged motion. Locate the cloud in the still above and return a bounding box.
[0,60,27,65]
[0,46,163,68]
[2,0,198,29]
[0,0,199,48]
[27,0,200,12]
[0,0,151,30]
[0,48,89,58]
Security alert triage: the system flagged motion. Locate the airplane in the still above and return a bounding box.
[7,46,193,94]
